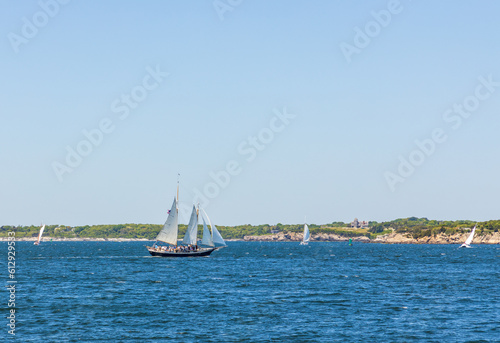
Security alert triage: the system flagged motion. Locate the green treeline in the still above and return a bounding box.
[367,217,499,239]
[1,217,499,240]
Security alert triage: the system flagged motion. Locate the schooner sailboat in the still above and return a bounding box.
[33,223,45,245]
[146,183,227,257]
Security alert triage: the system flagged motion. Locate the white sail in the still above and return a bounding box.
[464,224,476,246]
[146,180,227,257]
[155,198,178,245]
[201,208,226,247]
[36,224,45,244]
[302,224,310,243]
[182,205,198,245]
[201,217,214,247]
[212,225,226,247]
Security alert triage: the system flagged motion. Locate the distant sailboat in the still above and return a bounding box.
[146,182,226,257]
[460,224,476,248]
[34,223,45,245]
[300,223,310,245]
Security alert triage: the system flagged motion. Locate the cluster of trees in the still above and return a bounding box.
[1,218,499,240]
[368,217,499,239]
[0,224,166,239]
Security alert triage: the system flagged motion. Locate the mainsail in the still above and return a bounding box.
[182,205,198,245]
[155,198,178,245]
[35,224,45,244]
[302,224,310,244]
[464,224,476,246]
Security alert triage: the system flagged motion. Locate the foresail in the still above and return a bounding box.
[155,198,178,245]
[212,224,226,247]
[182,205,198,245]
[201,217,214,247]
[201,208,225,247]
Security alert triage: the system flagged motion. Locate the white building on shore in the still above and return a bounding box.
[351,218,369,228]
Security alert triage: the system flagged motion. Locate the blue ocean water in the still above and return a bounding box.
[4,241,499,342]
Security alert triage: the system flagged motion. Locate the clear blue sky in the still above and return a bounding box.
[1,0,499,227]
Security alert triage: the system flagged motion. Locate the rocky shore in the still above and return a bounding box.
[243,231,500,244]
[243,231,370,242]
[2,232,499,244]
[373,231,500,244]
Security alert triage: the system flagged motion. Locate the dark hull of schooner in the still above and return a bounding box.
[147,246,217,257]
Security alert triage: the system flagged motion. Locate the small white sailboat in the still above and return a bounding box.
[460,224,476,248]
[146,181,226,257]
[300,223,310,245]
[34,223,45,245]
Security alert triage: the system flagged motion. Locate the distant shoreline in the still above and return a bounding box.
[242,231,500,244]
[0,237,152,242]
[0,237,243,242]
[1,232,499,244]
